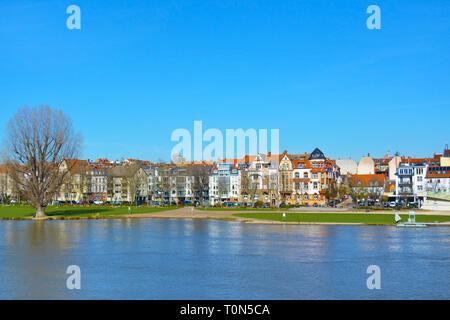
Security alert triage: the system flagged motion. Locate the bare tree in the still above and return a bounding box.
[2,106,82,218]
[190,165,210,205]
[0,167,9,205]
[106,169,115,203]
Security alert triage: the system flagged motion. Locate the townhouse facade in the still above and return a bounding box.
[209,162,240,205]
[348,174,386,202]
[240,153,279,206]
[147,163,211,205]
[425,166,450,194]
[2,145,448,209]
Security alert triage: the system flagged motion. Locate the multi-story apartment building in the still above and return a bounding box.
[108,165,148,204]
[374,155,391,178]
[348,174,386,202]
[148,163,211,205]
[425,166,450,194]
[209,162,240,205]
[278,152,293,204]
[58,159,111,203]
[239,153,279,206]
[291,148,340,206]
[394,162,427,204]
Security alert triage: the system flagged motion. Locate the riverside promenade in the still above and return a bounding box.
[123,207,450,225]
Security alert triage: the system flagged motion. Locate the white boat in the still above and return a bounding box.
[396,211,427,228]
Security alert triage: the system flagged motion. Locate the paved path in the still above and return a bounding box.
[122,207,450,225]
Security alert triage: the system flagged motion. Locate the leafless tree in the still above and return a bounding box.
[2,106,82,218]
[217,177,229,204]
[80,168,93,202]
[190,165,210,205]
[106,169,115,203]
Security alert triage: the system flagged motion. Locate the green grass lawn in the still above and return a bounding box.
[0,205,176,219]
[233,212,450,225]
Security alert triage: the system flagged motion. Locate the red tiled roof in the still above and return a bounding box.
[349,174,385,187]
[426,166,450,178]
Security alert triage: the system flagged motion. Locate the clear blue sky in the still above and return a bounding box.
[0,0,449,162]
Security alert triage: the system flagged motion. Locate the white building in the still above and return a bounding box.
[425,166,450,193]
[421,165,450,211]
[394,162,428,204]
[209,162,241,205]
[357,156,375,175]
[336,158,357,175]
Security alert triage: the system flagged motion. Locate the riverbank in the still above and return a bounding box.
[1,206,450,226]
[120,207,450,226]
[0,205,177,220]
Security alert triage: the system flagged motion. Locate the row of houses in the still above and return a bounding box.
[209,148,340,206]
[1,145,449,207]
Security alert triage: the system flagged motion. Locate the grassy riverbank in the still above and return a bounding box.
[0,205,176,219]
[233,212,450,225]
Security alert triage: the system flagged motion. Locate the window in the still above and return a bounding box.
[304,173,308,178]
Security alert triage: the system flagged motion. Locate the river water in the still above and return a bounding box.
[0,219,448,299]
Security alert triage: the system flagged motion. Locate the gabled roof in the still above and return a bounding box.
[108,165,143,178]
[349,174,385,187]
[309,148,326,160]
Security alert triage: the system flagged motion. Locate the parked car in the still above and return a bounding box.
[407,202,418,208]
[389,201,396,208]
[93,200,104,205]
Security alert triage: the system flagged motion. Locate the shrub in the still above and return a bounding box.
[254,201,264,208]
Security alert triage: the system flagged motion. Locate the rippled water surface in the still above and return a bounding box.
[0,219,448,299]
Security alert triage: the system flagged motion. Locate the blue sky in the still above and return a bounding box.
[0,0,449,162]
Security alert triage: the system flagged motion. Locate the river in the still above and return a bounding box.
[0,219,448,299]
